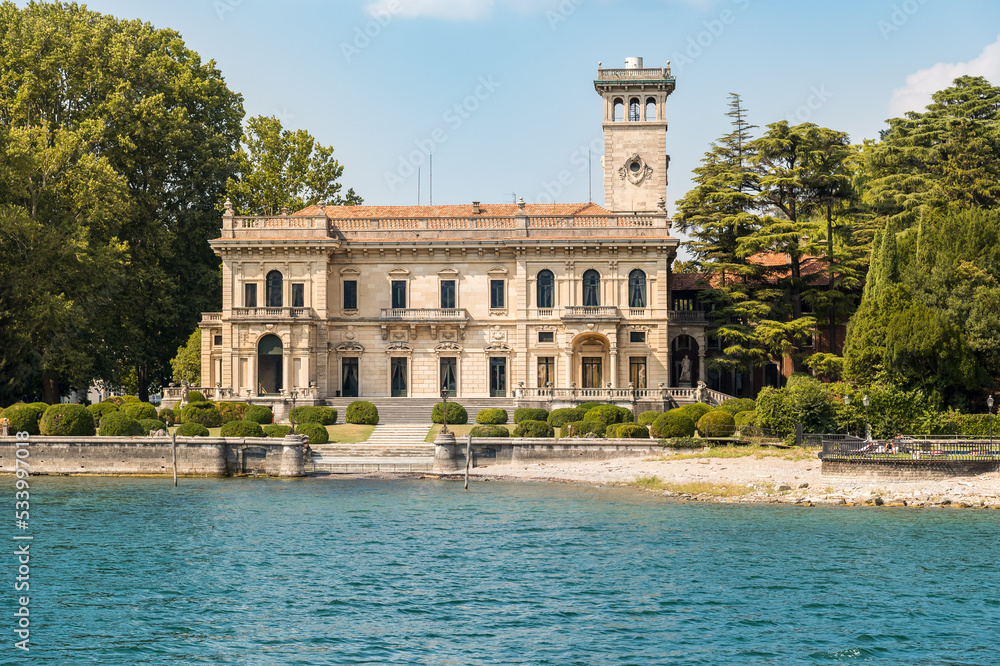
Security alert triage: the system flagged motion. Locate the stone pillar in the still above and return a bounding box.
[279,434,306,477]
[563,350,574,388]
[283,351,292,393]
[665,349,672,388]
[432,431,460,473]
[698,351,706,388]
[609,349,618,388]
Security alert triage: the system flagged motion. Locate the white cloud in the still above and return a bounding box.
[889,34,1000,117]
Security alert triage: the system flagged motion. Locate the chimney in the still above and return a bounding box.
[472,201,481,214]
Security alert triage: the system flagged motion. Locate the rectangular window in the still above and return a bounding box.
[391,280,407,309]
[440,280,456,309]
[342,358,359,397]
[343,280,358,310]
[489,357,507,397]
[440,357,457,397]
[244,283,257,308]
[537,357,555,388]
[213,335,223,346]
[582,358,602,389]
[672,297,694,311]
[538,331,554,343]
[490,279,505,309]
[629,357,647,389]
[291,283,305,308]
[629,331,646,344]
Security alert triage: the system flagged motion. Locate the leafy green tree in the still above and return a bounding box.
[225,115,362,215]
[170,330,201,385]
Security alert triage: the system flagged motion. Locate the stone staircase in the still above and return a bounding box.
[308,423,435,472]
[324,398,515,425]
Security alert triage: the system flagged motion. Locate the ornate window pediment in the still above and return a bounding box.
[336,342,365,353]
[340,267,360,276]
[385,342,413,355]
[487,266,509,276]
[484,342,512,355]
[438,267,459,276]
[433,342,464,355]
[387,267,411,278]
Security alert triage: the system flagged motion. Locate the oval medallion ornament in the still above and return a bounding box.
[619,153,653,185]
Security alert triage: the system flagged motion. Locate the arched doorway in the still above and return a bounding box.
[572,332,611,390]
[671,335,699,387]
[258,334,283,395]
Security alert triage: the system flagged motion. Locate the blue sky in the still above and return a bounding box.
[34,0,1000,215]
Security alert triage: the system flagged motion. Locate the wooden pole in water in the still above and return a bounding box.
[172,430,178,487]
[464,433,471,490]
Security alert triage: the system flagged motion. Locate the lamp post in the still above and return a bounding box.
[628,381,638,422]
[988,395,994,450]
[440,388,450,436]
[863,395,870,442]
[290,387,300,434]
[844,395,851,437]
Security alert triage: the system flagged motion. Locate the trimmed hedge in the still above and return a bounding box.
[263,424,292,438]
[718,398,756,416]
[40,404,95,436]
[346,401,379,425]
[614,424,651,439]
[291,406,338,426]
[176,422,210,437]
[181,401,222,428]
[4,404,43,435]
[476,408,509,425]
[123,402,157,421]
[513,408,548,424]
[221,419,265,437]
[98,412,144,437]
[470,425,510,437]
[582,404,633,437]
[297,422,329,445]
[651,410,696,438]
[139,419,167,434]
[734,410,756,428]
[512,419,555,438]
[547,407,588,428]
[662,436,702,449]
[566,420,595,437]
[637,411,661,426]
[432,402,468,425]
[244,405,274,425]
[678,402,714,423]
[158,408,176,426]
[697,410,736,437]
[87,402,119,421]
[103,396,127,407]
[577,402,606,412]
[217,402,248,424]
[187,391,206,403]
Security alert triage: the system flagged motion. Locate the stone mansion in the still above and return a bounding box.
[180,58,732,412]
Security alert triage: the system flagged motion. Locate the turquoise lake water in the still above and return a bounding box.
[5,476,1000,664]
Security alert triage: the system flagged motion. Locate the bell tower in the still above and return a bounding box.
[595,57,675,213]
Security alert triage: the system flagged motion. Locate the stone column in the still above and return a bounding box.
[279,434,306,477]
[665,349,672,388]
[698,350,706,387]
[609,348,618,388]
[564,350,574,388]
[283,351,292,393]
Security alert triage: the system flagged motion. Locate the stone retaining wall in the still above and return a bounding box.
[821,459,1000,481]
[0,436,305,477]
[435,437,669,471]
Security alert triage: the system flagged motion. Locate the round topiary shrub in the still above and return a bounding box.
[734,410,756,428]
[476,408,509,425]
[103,396,126,408]
[30,402,50,413]
[470,424,510,437]
[605,422,623,438]
[139,419,167,434]
[98,412,144,437]
[512,419,554,438]
[513,407,548,424]
[651,410,696,439]
[217,402,248,424]
[297,422,329,444]
[158,408,176,426]
[547,407,588,428]
[176,422,210,437]
[566,420,596,437]
[181,401,222,428]
[187,391,206,403]
[432,402,468,425]
[678,402,713,423]
[244,405,273,425]
[87,402,119,421]
[263,424,292,438]
[638,411,661,426]
[4,404,44,436]
[291,406,338,426]
[614,424,651,439]
[221,419,265,438]
[123,402,157,421]
[696,410,736,437]
[582,405,633,437]
[346,401,379,425]
[40,404,95,436]
[718,398,756,416]
[120,395,140,404]
[577,401,606,412]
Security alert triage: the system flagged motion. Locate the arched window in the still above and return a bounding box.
[645,97,657,121]
[613,98,624,122]
[629,98,641,122]
[537,270,555,309]
[629,269,647,308]
[266,271,283,307]
[583,270,601,307]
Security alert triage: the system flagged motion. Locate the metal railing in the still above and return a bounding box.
[819,436,1000,461]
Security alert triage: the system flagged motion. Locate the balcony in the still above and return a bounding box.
[561,306,622,322]
[667,310,708,325]
[380,308,468,323]
[231,307,315,320]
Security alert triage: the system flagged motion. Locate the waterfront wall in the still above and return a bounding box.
[0,436,305,477]
[821,459,1000,481]
[434,437,672,471]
